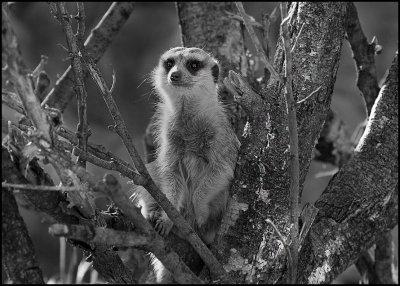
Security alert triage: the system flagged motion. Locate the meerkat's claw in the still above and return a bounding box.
[155,214,173,237]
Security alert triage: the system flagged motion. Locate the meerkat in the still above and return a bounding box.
[134,47,239,282]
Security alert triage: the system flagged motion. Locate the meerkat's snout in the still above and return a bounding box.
[169,70,182,84]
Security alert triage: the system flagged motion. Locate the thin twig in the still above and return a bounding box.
[261,12,271,59]
[34,71,51,102]
[225,10,263,28]
[49,223,150,248]
[266,218,293,275]
[290,23,305,54]
[75,2,85,48]
[297,86,322,105]
[280,3,300,283]
[2,5,52,143]
[2,89,26,115]
[41,2,135,112]
[73,146,146,185]
[298,203,318,251]
[235,2,283,83]
[3,105,140,189]
[2,182,84,192]
[51,2,89,168]
[355,251,379,283]
[30,55,48,80]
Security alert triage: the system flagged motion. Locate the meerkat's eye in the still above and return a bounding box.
[186,59,203,74]
[163,58,175,71]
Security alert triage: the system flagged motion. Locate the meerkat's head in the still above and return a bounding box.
[153,47,220,105]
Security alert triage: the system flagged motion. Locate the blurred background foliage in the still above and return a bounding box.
[1,2,398,283]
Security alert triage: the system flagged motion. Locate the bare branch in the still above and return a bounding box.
[297,86,322,105]
[2,182,83,192]
[41,2,135,112]
[225,10,263,28]
[30,55,48,80]
[298,52,398,284]
[75,2,85,46]
[298,203,318,251]
[2,4,52,143]
[375,231,397,284]
[280,3,300,283]
[34,71,51,102]
[345,2,380,115]
[2,89,25,115]
[51,2,89,167]
[266,218,293,274]
[49,223,150,248]
[355,251,379,283]
[223,70,266,119]
[72,146,146,185]
[290,23,305,54]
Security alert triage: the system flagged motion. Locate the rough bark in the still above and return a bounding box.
[211,3,347,283]
[375,231,397,284]
[345,2,380,115]
[2,145,79,225]
[2,151,44,284]
[298,52,398,284]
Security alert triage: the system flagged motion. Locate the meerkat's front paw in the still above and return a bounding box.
[155,212,173,237]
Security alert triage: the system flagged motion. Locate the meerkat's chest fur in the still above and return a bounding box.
[157,98,224,180]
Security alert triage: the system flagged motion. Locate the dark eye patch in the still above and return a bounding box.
[163,58,175,72]
[186,59,204,75]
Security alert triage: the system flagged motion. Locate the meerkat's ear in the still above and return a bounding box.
[211,62,220,83]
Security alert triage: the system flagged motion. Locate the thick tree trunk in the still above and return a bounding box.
[211,3,346,283]
[2,150,44,284]
[298,52,398,284]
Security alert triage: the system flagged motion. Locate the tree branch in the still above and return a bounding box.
[49,223,150,249]
[50,2,89,168]
[345,2,380,115]
[298,52,398,284]
[355,251,379,283]
[279,3,300,282]
[2,182,84,192]
[375,231,397,284]
[41,2,135,112]
[2,4,52,143]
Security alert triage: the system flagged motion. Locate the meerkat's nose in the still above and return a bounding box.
[170,71,182,83]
